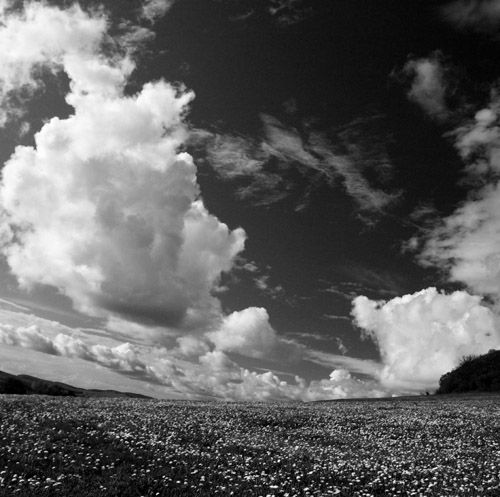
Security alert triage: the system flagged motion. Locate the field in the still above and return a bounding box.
[0,395,499,496]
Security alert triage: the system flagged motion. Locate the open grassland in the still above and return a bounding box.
[0,395,499,496]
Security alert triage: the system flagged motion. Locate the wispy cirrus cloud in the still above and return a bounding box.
[268,0,313,26]
[304,349,383,379]
[441,0,500,33]
[322,314,351,322]
[193,113,400,222]
[225,256,285,299]
[254,275,285,299]
[321,263,404,303]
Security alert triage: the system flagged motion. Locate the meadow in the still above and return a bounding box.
[0,395,499,496]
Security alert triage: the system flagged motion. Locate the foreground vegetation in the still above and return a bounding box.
[0,395,499,496]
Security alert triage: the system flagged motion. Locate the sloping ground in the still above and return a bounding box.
[0,370,150,398]
[437,349,500,394]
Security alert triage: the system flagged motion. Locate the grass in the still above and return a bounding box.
[0,395,499,496]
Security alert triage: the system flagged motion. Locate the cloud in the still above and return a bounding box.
[304,349,383,378]
[191,128,289,207]
[0,323,156,377]
[420,182,500,297]
[0,313,388,400]
[229,258,285,298]
[323,285,359,301]
[194,114,399,219]
[0,2,246,329]
[322,314,350,321]
[322,264,403,302]
[253,275,284,299]
[204,132,268,179]
[441,0,500,33]
[268,0,313,26]
[0,1,158,125]
[140,0,176,22]
[352,288,500,392]
[417,97,500,300]
[229,10,254,23]
[0,324,57,354]
[181,349,387,401]
[400,52,450,121]
[0,304,397,400]
[335,337,348,355]
[207,307,302,361]
[174,335,210,358]
[304,369,387,400]
[0,2,107,126]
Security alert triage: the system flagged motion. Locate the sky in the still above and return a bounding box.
[1,0,500,400]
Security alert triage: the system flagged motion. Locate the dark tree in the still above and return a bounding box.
[0,377,27,395]
[437,349,500,394]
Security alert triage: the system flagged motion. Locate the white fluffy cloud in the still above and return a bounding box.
[207,307,302,361]
[0,2,115,126]
[352,288,500,392]
[401,52,449,121]
[0,2,245,329]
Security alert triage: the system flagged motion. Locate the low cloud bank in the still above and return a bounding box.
[0,323,151,376]
[0,317,389,401]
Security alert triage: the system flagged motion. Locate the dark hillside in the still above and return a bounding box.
[437,350,500,394]
[0,370,151,398]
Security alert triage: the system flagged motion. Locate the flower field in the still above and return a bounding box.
[0,395,499,496]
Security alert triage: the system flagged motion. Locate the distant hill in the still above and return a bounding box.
[437,349,500,394]
[0,370,151,398]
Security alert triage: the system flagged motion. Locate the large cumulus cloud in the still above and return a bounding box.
[352,288,500,392]
[0,1,245,329]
